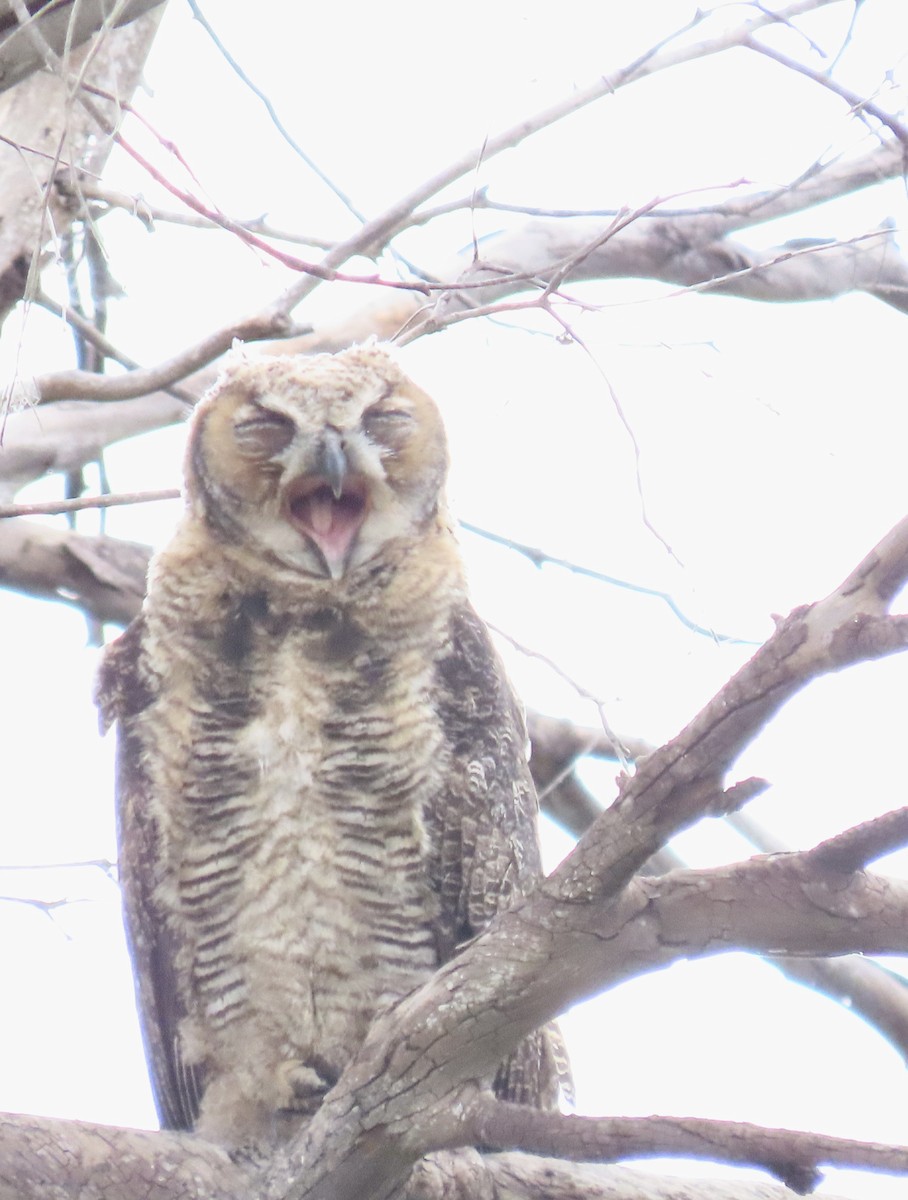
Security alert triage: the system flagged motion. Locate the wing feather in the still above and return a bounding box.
[429,602,567,1109]
[97,618,204,1131]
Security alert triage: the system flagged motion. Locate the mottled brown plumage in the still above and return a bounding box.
[96,345,567,1148]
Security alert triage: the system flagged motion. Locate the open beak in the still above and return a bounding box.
[283,431,369,578]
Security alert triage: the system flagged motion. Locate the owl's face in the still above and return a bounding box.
[186,346,449,579]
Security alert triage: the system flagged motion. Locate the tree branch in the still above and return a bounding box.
[461,520,757,644]
[0,395,189,497]
[0,0,165,93]
[422,221,908,339]
[0,1112,852,1200]
[0,1112,249,1200]
[471,1099,908,1192]
[0,6,165,327]
[0,517,149,624]
[254,515,908,1200]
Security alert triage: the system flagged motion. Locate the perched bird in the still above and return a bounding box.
[96,345,567,1148]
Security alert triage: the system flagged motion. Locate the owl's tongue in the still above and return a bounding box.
[287,481,368,575]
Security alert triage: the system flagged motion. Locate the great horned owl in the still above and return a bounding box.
[96,345,567,1148]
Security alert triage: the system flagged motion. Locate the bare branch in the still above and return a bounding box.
[481,1155,847,1200]
[424,223,908,340]
[20,5,887,406]
[527,711,653,770]
[0,395,188,496]
[283,136,908,357]
[532,717,908,1067]
[0,517,148,624]
[261,0,847,322]
[766,952,908,1066]
[266,849,908,1200]
[746,34,908,145]
[25,311,307,403]
[0,487,179,518]
[0,7,163,326]
[808,806,908,872]
[460,520,756,646]
[0,1111,849,1200]
[472,1099,908,1189]
[0,1113,249,1200]
[61,179,337,248]
[185,0,368,227]
[0,857,115,875]
[256,516,908,1200]
[556,512,908,900]
[0,0,165,93]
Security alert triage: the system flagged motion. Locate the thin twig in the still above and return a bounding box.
[0,858,116,874]
[543,304,681,565]
[459,521,756,644]
[486,621,631,770]
[265,0,845,319]
[62,178,338,247]
[747,34,908,145]
[0,488,179,519]
[186,0,368,227]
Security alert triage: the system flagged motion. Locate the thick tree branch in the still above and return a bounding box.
[0,395,189,498]
[0,517,149,623]
[281,137,908,356]
[472,1100,908,1192]
[261,846,908,1200]
[558,512,908,900]
[531,714,908,1064]
[0,7,163,326]
[0,1113,849,1200]
[0,1113,248,1200]
[251,515,908,1200]
[480,1155,848,1200]
[422,220,908,338]
[0,0,165,93]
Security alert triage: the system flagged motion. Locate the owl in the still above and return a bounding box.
[96,345,567,1149]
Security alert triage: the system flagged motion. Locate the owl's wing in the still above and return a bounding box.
[96,619,204,1131]
[428,602,568,1108]
[430,603,541,949]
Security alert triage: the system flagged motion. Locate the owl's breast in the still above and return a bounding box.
[171,616,446,1072]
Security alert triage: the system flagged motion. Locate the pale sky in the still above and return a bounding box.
[1,3,907,1197]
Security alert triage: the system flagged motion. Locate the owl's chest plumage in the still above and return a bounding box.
[139,589,449,1103]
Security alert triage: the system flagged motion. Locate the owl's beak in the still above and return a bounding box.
[318,428,348,500]
[284,430,368,579]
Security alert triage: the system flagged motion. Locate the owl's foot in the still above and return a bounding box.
[275,1057,340,1115]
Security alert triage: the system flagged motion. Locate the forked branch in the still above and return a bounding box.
[256,513,908,1200]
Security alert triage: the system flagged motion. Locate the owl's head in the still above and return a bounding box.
[185,345,449,580]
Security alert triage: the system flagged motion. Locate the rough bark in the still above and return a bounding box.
[0,6,164,325]
[0,1115,847,1200]
[0,516,149,623]
[0,1,165,93]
